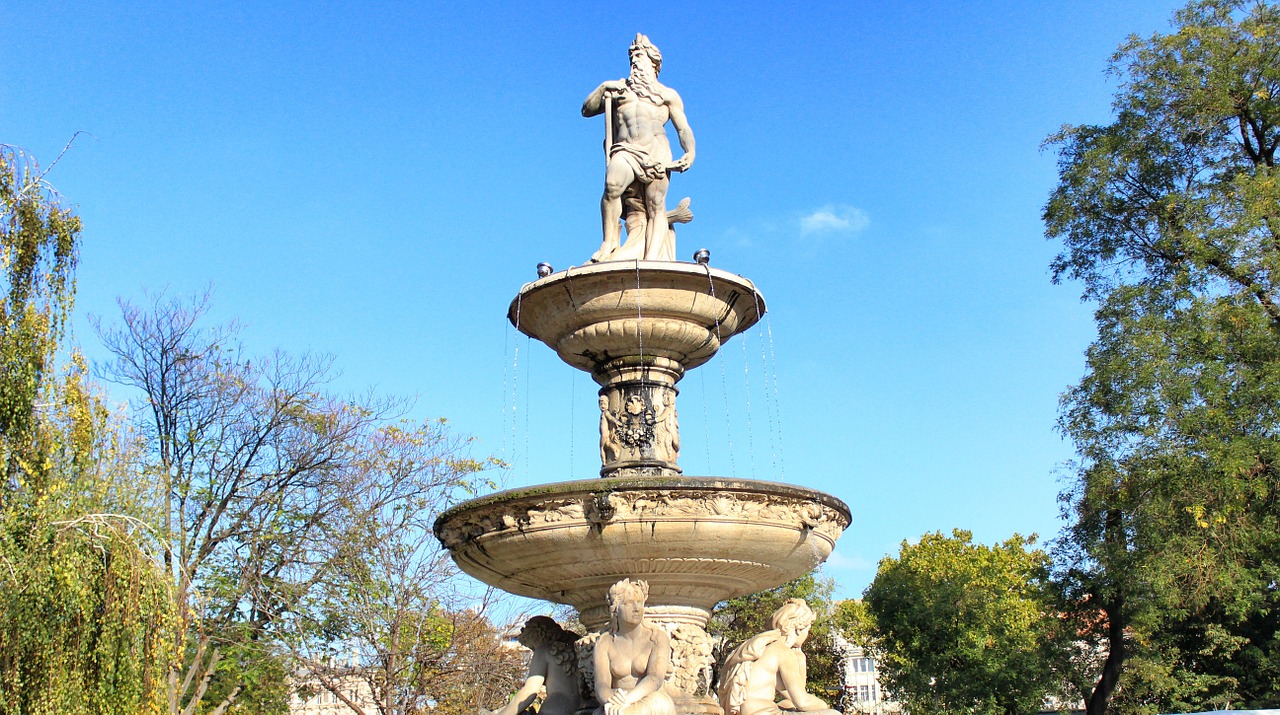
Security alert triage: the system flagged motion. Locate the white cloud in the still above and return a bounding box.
[799,205,870,237]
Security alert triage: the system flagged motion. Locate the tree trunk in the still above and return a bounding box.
[1086,597,1125,715]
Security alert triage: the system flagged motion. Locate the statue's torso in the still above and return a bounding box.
[743,644,789,703]
[543,667,582,710]
[604,630,659,686]
[612,89,673,158]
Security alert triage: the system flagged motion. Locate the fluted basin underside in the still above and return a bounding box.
[508,261,765,376]
[434,476,849,631]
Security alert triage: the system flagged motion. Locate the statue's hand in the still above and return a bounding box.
[602,80,627,96]
[603,691,630,715]
[668,155,693,173]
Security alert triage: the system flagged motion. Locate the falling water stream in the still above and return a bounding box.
[702,264,736,477]
[751,290,780,481]
[510,295,524,475]
[564,267,577,478]
[504,264,786,484]
[523,331,532,473]
[757,313,778,480]
[740,318,757,479]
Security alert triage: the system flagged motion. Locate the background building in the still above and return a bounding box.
[835,635,901,715]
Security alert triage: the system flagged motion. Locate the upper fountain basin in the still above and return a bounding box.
[508,261,765,376]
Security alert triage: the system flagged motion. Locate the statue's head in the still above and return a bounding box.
[607,578,650,630]
[770,598,816,647]
[519,615,564,648]
[629,33,662,75]
[625,394,646,415]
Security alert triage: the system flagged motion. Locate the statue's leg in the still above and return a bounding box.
[594,159,634,262]
[642,175,670,261]
[623,189,646,250]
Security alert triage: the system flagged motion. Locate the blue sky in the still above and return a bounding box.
[4,0,1184,599]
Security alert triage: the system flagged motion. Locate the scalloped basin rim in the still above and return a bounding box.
[506,261,764,325]
[512,260,760,297]
[434,475,851,535]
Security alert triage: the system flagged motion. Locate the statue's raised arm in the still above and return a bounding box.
[586,34,695,264]
[583,80,627,118]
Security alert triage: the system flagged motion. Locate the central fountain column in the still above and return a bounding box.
[594,356,683,477]
[437,261,852,715]
[509,261,763,479]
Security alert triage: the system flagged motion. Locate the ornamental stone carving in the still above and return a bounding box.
[435,35,852,715]
[599,384,681,478]
[576,632,604,706]
[665,623,715,697]
[438,488,847,550]
[616,394,656,450]
[717,599,840,715]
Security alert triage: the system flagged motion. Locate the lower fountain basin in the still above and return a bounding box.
[434,476,849,630]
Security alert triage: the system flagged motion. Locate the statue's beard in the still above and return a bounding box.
[627,59,663,103]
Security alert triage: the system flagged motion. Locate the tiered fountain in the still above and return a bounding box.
[434,34,849,715]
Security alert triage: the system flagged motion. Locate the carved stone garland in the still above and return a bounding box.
[599,382,680,477]
[437,489,847,551]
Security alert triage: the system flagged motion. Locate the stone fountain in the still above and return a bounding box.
[434,34,849,715]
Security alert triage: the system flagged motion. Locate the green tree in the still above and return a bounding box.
[863,530,1064,715]
[709,572,842,702]
[1054,289,1280,713]
[829,599,878,715]
[1044,1,1280,711]
[830,599,874,652]
[0,144,78,481]
[0,144,174,713]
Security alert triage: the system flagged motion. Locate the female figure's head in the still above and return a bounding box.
[519,615,563,648]
[608,578,650,631]
[770,598,816,647]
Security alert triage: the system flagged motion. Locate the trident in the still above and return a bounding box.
[603,93,614,165]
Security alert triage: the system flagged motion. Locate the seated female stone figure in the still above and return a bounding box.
[717,599,840,715]
[592,579,676,715]
[488,616,582,715]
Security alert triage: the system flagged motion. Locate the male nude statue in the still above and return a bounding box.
[716,599,840,715]
[583,34,695,263]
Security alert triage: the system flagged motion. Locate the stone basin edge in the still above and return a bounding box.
[433,475,852,538]
[506,261,766,326]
